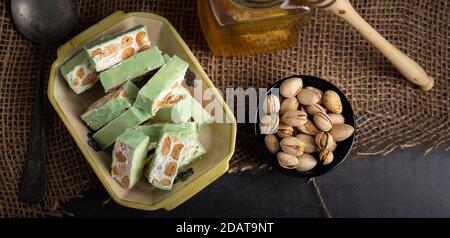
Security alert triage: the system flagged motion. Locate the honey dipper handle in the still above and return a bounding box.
[324,0,434,91]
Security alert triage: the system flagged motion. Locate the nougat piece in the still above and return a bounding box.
[85,25,151,72]
[133,56,188,116]
[60,50,98,94]
[162,53,171,63]
[81,81,139,130]
[154,88,191,123]
[145,132,202,190]
[136,122,200,151]
[112,129,149,189]
[93,106,151,150]
[99,46,164,92]
[154,87,213,124]
[178,138,206,169]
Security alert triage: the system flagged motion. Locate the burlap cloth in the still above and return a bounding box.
[0,0,448,217]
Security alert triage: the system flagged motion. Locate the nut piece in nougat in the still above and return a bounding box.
[99,46,164,92]
[93,106,152,150]
[145,132,204,190]
[85,25,151,72]
[81,81,139,130]
[112,129,150,189]
[59,50,98,94]
[154,87,213,124]
[133,56,189,116]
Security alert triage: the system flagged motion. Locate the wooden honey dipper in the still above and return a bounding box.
[305,0,434,91]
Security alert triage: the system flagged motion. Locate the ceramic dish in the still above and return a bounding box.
[254,75,355,177]
[48,11,237,210]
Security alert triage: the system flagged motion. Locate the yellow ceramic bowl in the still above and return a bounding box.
[48,11,237,211]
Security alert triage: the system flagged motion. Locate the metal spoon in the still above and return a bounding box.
[11,0,78,203]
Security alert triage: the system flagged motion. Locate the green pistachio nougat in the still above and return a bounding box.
[99,46,164,92]
[145,131,204,190]
[162,53,171,63]
[85,25,152,72]
[60,50,98,94]
[136,122,200,151]
[154,88,191,123]
[178,137,206,170]
[112,129,149,189]
[154,87,213,124]
[133,56,189,116]
[93,106,152,150]
[81,81,139,130]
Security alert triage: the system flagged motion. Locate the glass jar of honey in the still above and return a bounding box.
[197,0,312,56]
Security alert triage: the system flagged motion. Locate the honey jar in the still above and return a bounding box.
[198,0,312,56]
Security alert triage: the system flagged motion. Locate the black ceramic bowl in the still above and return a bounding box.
[254,75,356,177]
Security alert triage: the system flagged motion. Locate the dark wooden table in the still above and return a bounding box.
[61,146,450,217]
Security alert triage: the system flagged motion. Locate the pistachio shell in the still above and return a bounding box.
[296,153,318,172]
[319,149,334,165]
[277,152,299,169]
[259,114,279,134]
[323,90,342,113]
[315,132,335,150]
[264,135,279,154]
[306,86,324,104]
[280,77,303,98]
[330,124,355,142]
[280,137,305,156]
[281,110,308,127]
[280,97,299,115]
[296,119,321,136]
[297,88,322,106]
[306,104,327,116]
[263,94,280,114]
[330,140,337,152]
[328,113,345,125]
[276,123,294,139]
[313,112,333,132]
[295,134,318,154]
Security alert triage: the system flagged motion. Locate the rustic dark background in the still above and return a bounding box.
[62,147,450,217]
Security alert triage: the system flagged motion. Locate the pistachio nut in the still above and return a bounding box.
[306,104,327,116]
[259,114,279,134]
[323,90,343,114]
[296,119,321,136]
[280,97,299,115]
[295,134,318,154]
[313,112,333,132]
[306,86,324,104]
[281,110,308,127]
[263,94,280,115]
[330,140,337,152]
[280,137,305,157]
[276,123,294,139]
[280,77,303,98]
[319,149,334,165]
[277,152,299,169]
[297,88,322,106]
[296,153,318,172]
[328,113,345,125]
[264,134,279,154]
[315,132,335,150]
[330,124,355,142]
